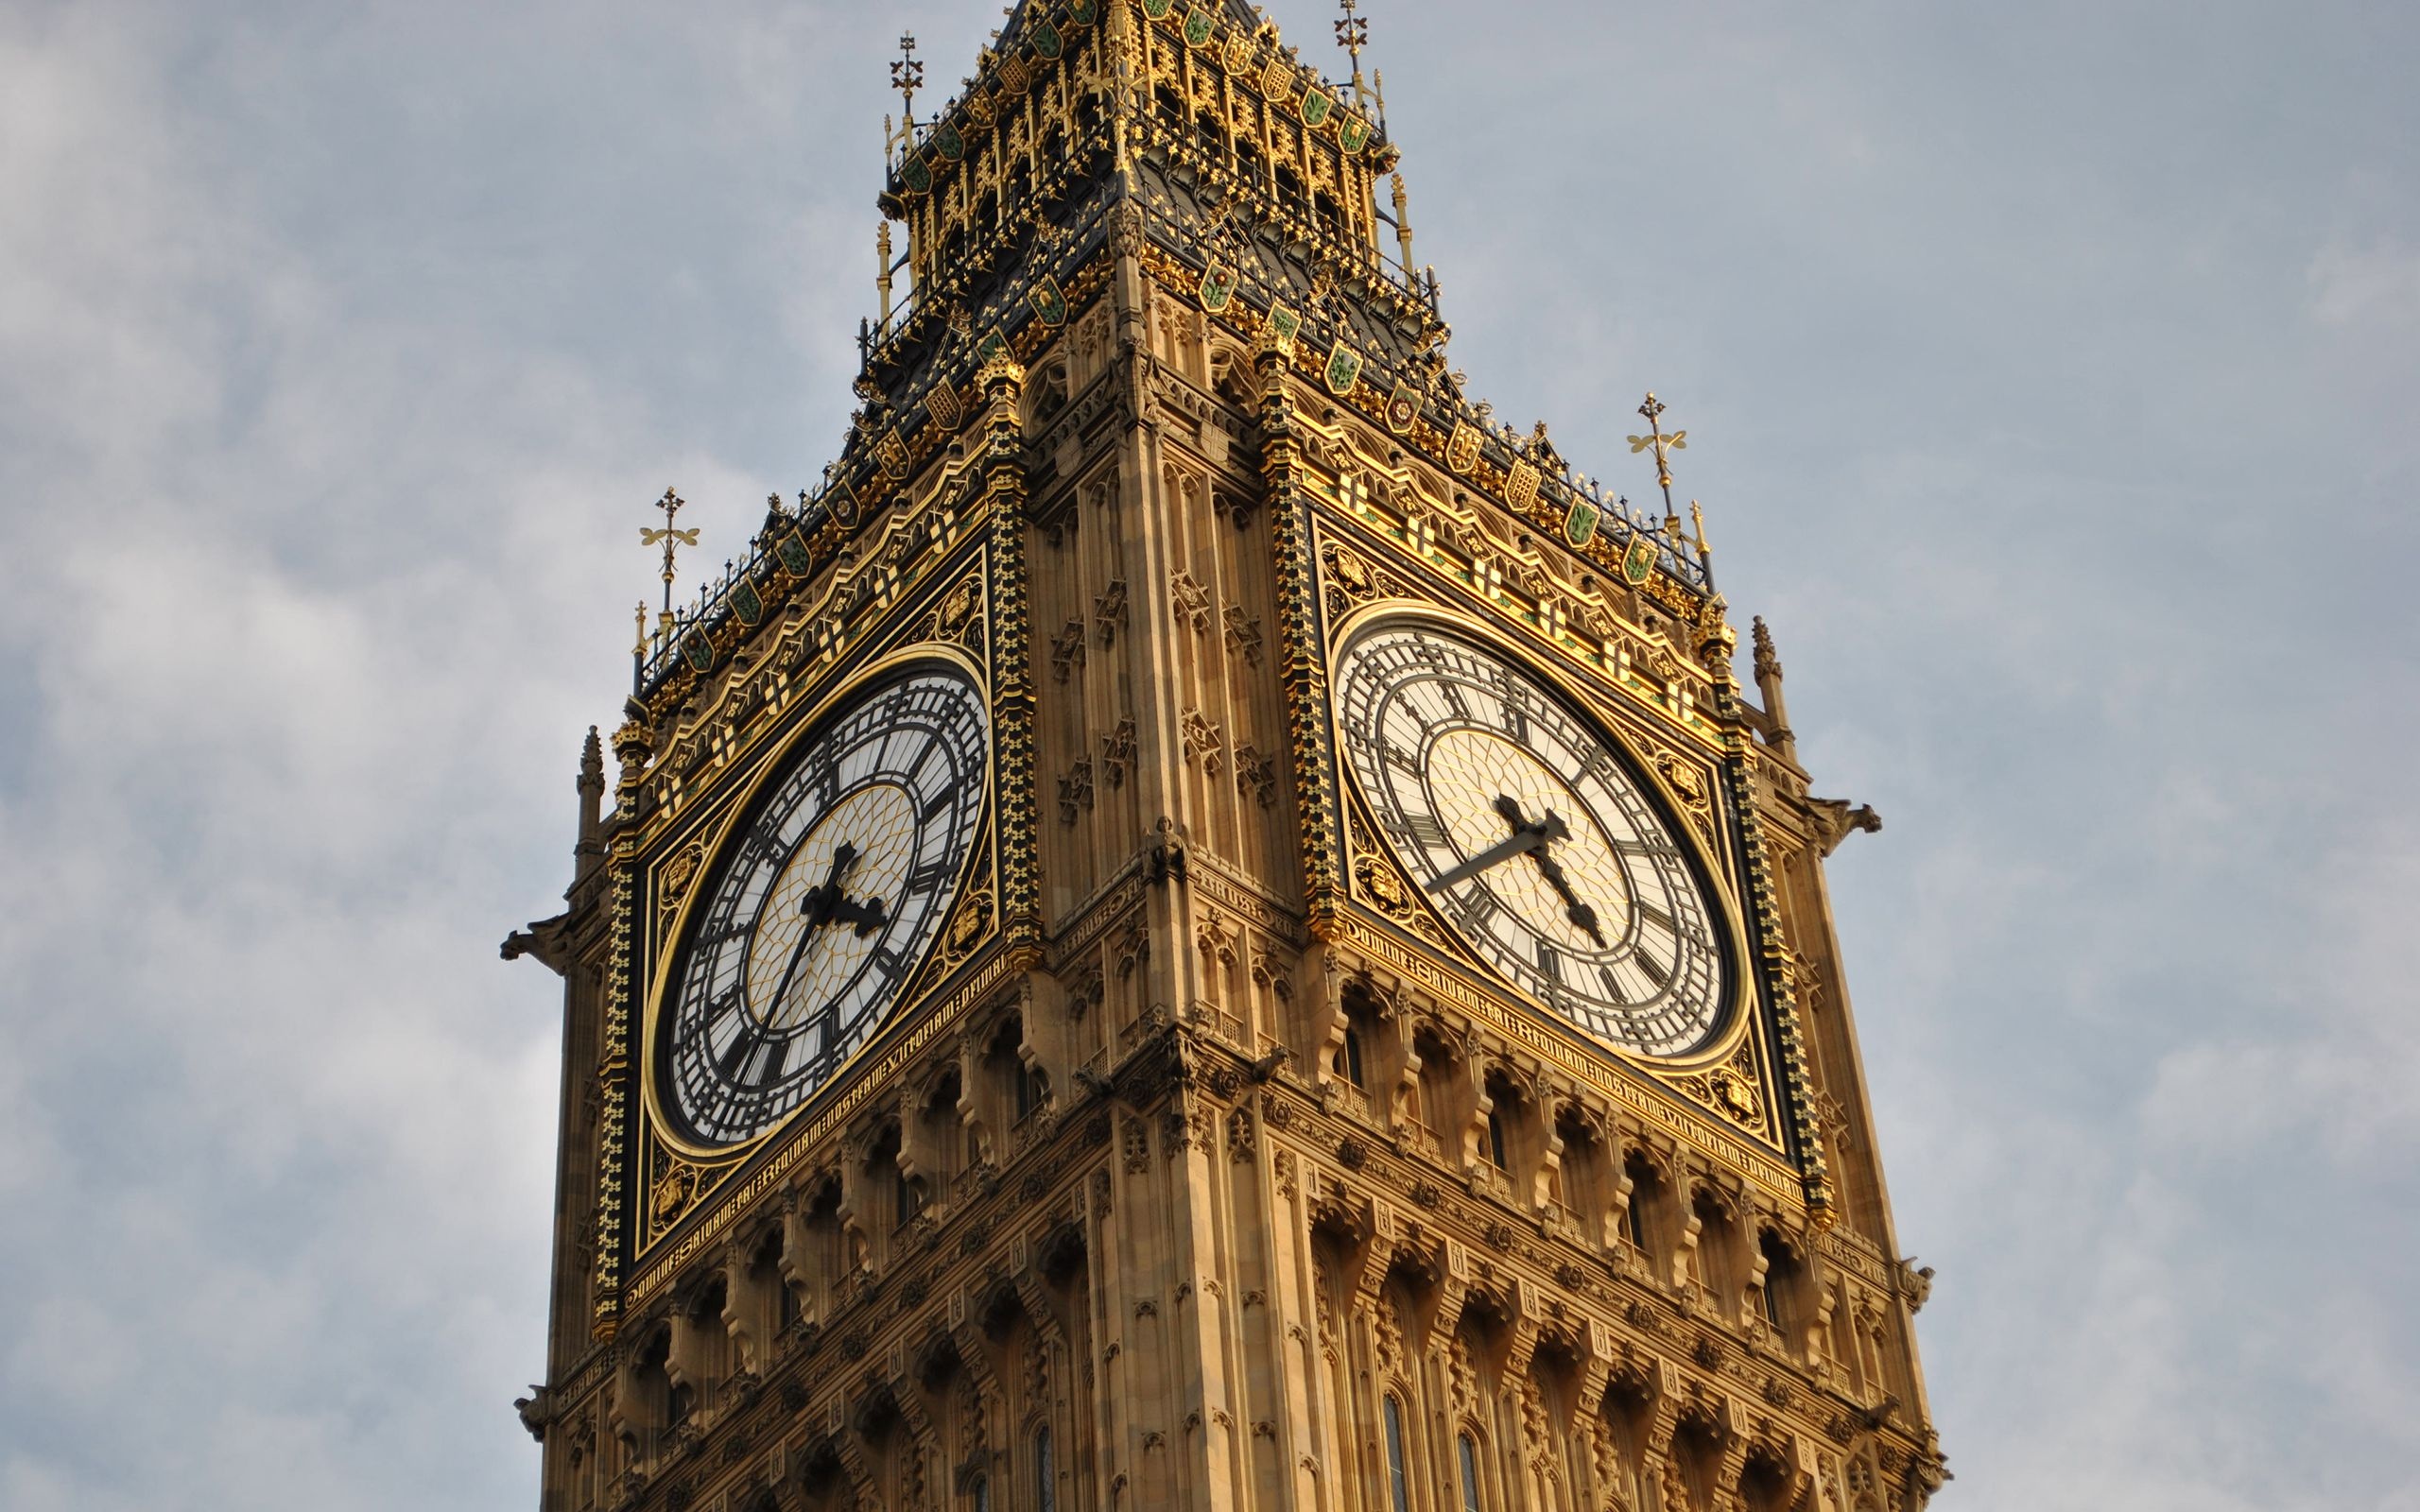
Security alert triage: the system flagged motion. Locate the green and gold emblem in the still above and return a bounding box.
[1385,376,1423,435]
[934,122,964,162]
[1564,497,1601,549]
[1339,113,1373,154]
[1265,302,1301,355]
[1068,0,1098,22]
[1621,534,1658,586]
[730,576,766,626]
[1028,275,1068,327]
[1143,0,1173,19]
[1183,5,1215,46]
[776,529,813,576]
[681,628,715,672]
[1300,85,1334,128]
[1030,19,1063,59]
[1198,263,1236,313]
[902,156,932,195]
[1324,339,1363,396]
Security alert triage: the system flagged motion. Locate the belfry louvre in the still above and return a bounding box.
[505,4,1945,1511]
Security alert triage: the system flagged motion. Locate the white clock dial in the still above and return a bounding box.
[661,669,988,1146]
[1334,624,1730,1058]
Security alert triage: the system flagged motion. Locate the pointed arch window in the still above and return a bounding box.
[1034,1425,1056,1512]
[1381,1395,1410,1512]
[1458,1432,1484,1512]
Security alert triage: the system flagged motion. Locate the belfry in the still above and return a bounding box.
[507,3,1946,1510]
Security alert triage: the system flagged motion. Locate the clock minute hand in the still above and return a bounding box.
[1426,798,1559,893]
[1424,828,1547,893]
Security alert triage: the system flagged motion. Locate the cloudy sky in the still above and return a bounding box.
[2,0,2414,1507]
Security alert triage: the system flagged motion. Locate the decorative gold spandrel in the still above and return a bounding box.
[1301,452,1730,755]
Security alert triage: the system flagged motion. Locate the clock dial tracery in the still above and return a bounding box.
[1334,624,1731,1058]
[660,668,989,1147]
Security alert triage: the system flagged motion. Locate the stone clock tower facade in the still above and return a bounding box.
[507,5,1946,1512]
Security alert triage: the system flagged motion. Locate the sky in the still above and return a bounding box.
[1,0,2414,1507]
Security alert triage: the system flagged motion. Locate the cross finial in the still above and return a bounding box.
[1336,0,1373,99]
[1626,391,1688,523]
[890,33,924,142]
[640,488,700,631]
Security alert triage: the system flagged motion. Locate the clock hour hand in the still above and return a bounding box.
[1530,850,1609,948]
[824,894,889,937]
[1493,798,1609,948]
[798,843,861,929]
[767,843,864,1023]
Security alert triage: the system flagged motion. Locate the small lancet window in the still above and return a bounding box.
[1035,1426,1056,1512]
[1381,1396,1411,1512]
[1458,1432,1484,1512]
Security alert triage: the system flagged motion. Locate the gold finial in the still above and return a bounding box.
[1627,391,1688,525]
[1690,500,1710,558]
[876,221,895,325]
[1389,170,1414,276]
[1336,1,1371,110]
[640,488,700,633]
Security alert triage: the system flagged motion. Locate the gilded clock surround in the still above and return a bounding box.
[638,644,996,1166]
[513,6,1943,1511]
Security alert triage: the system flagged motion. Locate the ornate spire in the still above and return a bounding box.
[640,488,699,634]
[1751,615,1797,763]
[1627,392,1687,524]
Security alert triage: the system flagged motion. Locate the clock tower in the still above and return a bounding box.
[507,4,1946,1512]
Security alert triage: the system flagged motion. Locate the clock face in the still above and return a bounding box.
[1334,625,1730,1058]
[660,668,989,1147]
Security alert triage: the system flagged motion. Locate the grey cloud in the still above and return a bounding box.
[2,1,2413,1508]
